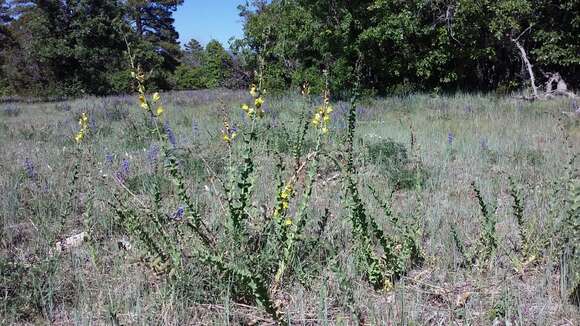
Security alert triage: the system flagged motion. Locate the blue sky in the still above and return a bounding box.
[174,1,246,48]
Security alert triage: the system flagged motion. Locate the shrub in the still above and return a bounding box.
[174,64,206,90]
[367,139,428,190]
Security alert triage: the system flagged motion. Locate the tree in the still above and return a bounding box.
[0,0,13,93]
[239,0,579,94]
[203,39,232,88]
[126,0,183,71]
[182,38,204,67]
[2,0,128,95]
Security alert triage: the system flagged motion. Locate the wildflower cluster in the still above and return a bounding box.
[23,158,37,180]
[134,69,164,117]
[273,183,294,223]
[221,119,237,144]
[311,90,333,134]
[74,112,89,143]
[241,84,265,119]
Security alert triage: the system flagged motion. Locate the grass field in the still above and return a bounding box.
[1,89,579,325]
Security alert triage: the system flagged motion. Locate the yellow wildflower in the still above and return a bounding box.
[74,130,84,143]
[255,97,264,109]
[241,104,250,113]
[139,95,148,110]
[156,106,164,116]
[311,93,333,134]
[250,84,258,98]
[301,81,310,96]
[222,133,231,143]
[221,120,237,144]
[312,112,321,126]
[284,218,293,226]
[152,92,161,103]
[74,112,89,143]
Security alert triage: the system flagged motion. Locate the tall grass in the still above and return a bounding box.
[0,83,578,324]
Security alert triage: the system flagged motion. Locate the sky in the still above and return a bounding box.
[174,1,246,48]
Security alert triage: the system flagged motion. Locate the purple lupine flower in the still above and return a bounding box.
[89,115,97,132]
[447,132,454,145]
[121,159,130,175]
[147,144,159,169]
[115,159,130,183]
[480,137,489,150]
[114,171,125,184]
[172,206,185,221]
[163,120,177,147]
[24,158,37,180]
[105,154,114,166]
[356,107,368,119]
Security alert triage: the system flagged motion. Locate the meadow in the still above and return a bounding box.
[1,87,578,325]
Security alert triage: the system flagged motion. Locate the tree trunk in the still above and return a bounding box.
[512,38,538,99]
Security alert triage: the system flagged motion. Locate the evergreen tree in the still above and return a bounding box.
[183,38,204,67]
[126,0,183,71]
[203,39,232,88]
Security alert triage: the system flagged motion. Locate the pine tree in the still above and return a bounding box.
[127,0,183,71]
[183,38,204,67]
[203,39,232,88]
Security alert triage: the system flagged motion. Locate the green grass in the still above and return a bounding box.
[1,90,578,324]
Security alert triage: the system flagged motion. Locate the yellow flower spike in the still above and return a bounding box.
[284,218,293,226]
[322,127,328,134]
[312,113,321,126]
[152,92,161,103]
[301,82,310,96]
[74,112,89,143]
[74,131,84,143]
[255,97,264,108]
[250,84,258,97]
[156,106,164,116]
[139,95,148,110]
[241,104,250,113]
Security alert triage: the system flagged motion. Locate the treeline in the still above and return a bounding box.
[0,0,579,97]
[0,0,239,96]
[239,0,579,95]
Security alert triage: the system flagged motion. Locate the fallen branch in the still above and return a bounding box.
[512,38,539,99]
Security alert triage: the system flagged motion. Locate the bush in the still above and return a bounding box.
[109,70,134,94]
[174,65,206,90]
[367,139,428,190]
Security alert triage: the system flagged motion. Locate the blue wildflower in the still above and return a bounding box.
[173,206,185,221]
[147,144,159,169]
[24,158,37,180]
[121,159,130,175]
[164,120,177,147]
[115,159,130,183]
[105,154,114,166]
[480,137,489,150]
